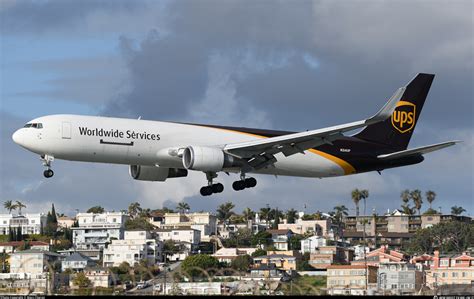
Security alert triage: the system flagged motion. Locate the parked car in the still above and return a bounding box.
[153,284,162,292]
[136,282,146,289]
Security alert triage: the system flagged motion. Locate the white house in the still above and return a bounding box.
[103,230,162,267]
[10,249,63,275]
[72,211,129,250]
[161,213,217,242]
[61,252,97,272]
[211,247,256,264]
[154,227,201,261]
[300,236,328,254]
[70,267,113,289]
[0,214,47,235]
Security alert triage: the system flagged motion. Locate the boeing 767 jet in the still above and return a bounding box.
[12,73,459,196]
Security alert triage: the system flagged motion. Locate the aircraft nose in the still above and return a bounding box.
[12,129,23,145]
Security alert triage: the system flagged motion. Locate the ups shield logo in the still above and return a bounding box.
[392,101,416,133]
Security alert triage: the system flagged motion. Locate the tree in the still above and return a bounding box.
[359,189,369,215]
[234,228,253,247]
[333,205,349,224]
[400,189,410,205]
[231,255,252,272]
[410,189,423,215]
[128,202,142,219]
[288,234,304,250]
[15,201,26,215]
[3,201,17,214]
[51,203,57,223]
[242,208,255,222]
[124,217,154,231]
[270,208,283,229]
[251,248,266,257]
[176,202,190,214]
[285,209,298,224]
[87,206,105,213]
[162,240,182,262]
[259,207,271,223]
[72,272,92,288]
[216,202,235,222]
[250,231,272,247]
[351,189,362,216]
[181,254,219,279]
[451,206,466,215]
[425,190,436,210]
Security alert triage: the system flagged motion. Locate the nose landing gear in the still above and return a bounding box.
[41,155,55,178]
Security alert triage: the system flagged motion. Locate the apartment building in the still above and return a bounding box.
[300,236,328,254]
[308,246,354,269]
[10,249,63,275]
[161,212,217,242]
[72,212,129,250]
[377,262,423,295]
[326,265,378,295]
[412,251,474,288]
[103,230,162,267]
[0,213,47,235]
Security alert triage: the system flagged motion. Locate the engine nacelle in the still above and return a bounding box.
[182,146,240,172]
[129,165,188,181]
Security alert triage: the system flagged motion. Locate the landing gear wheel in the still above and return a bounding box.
[43,169,54,178]
[212,183,224,193]
[232,180,246,191]
[245,177,257,188]
[200,186,213,196]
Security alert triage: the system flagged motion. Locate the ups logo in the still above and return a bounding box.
[392,101,416,133]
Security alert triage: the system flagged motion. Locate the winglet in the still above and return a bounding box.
[366,86,406,124]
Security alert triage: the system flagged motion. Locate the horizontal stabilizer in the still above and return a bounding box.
[377,141,461,160]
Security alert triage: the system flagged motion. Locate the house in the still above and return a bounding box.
[103,230,162,267]
[148,211,165,227]
[267,229,294,251]
[0,213,47,235]
[252,254,297,272]
[161,212,217,242]
[61,252,96,272]
[300,236,328,254]
[351,245,407,267]
[211,247,256,264]
[10,249,64,274]
[154,227,201,261]
[57,216,76,229]
[326,265,378,295]
[278,218,335,237]
[308,246,354,269]
[249,263,285,279]
[411,250,474,288]
[0,241,50,253]
[70,267,113,288]
[378,262,423,295]
[72,211,129,250]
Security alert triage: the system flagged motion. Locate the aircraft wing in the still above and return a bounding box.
[223,87,405,170]
[377,141,461,160]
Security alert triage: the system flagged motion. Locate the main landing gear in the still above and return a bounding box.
[200,172,224,196]
[232,175,257,191]
[41,154,54,178]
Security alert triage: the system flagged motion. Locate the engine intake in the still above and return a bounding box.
[129,165,187,181]
[182,146,240,172]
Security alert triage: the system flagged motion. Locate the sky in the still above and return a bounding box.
[0,0,472,217]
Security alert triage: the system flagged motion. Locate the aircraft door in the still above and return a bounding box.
[62,122,71,139]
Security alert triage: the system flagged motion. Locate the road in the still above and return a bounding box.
[127,261,181,295]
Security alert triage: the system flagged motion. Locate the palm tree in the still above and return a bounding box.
[15,201,26,215]
[4,201,17,214]
[451,206,466,215]
[333,205,349,224]
[410,189,423,215]
[425,190,436,209]
[128,202,142,218]
[351,189,362,217]
[176,202,190,214]
[216,202,235,222]
[259,207,271,223]
[285,209,298,224]
[242,208,255,222]
[360,189,369,215]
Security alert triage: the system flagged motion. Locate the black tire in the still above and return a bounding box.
[212,183,224,193]
[200,186,212,196]
[232,180,245,191]
[245,177,257,188]
[43,169,54,178]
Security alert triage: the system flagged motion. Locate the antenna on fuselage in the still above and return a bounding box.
[138,116,142,120]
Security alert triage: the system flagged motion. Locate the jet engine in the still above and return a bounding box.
[129,165,188,181]
[182,146,241,172]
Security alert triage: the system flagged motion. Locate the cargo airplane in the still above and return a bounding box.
[12,73,459,196]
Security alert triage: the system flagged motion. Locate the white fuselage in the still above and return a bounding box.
[12,114,347,178]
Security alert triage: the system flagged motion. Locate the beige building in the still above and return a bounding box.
[161,212,217,242]
[309,246,354,269]
[211,247,256,264]
[278,218,334,237]
[70,267,113,289]
[252,253,298,272]
[10,249,63,274]
[58,216,76,229]
[327,265,378,295]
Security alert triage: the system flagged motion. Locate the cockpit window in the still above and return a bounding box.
[24,123,43,129]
